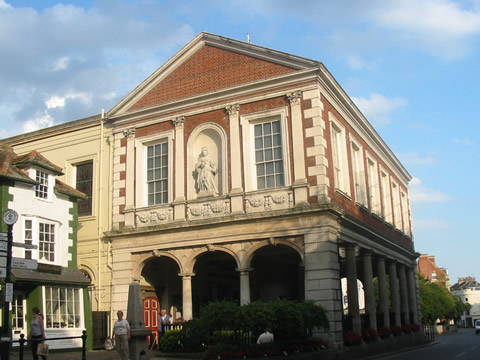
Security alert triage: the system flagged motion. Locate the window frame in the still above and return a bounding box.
[350,137,367,206]
[43,286,83,329]
[400,190,411,236]
[74,160,94,217]
[241,108,291,192]
[329,114,351,196]
[366,154,381,215]
[380,168,393,224]
[391,180,402,229]
[22,217,58,264]
[135,130,174,208]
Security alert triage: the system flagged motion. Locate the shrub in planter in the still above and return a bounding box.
[401,324,412,334]
[377,327,391,339]
[178,318,207,352]
[159,329,182,352]
[410,323,421,332]
[343,331,363,346]
[390,326,403,336]
[362,328,378,342]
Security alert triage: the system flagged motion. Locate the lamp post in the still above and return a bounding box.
[1,209,18,360]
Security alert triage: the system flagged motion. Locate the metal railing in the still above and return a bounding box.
[0,330,87,360]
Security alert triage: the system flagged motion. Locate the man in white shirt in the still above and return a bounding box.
[257,330,274,344]
[159,309,172,335]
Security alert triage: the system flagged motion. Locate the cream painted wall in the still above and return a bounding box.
[9,120,113,313]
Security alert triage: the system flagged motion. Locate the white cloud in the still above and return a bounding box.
[368,0,480,58]
[351,93,407,126]
[399,152,435,165]
[45,92,92,109]
[409,177,450,203]
[453,137,476,146]
[53,56,70,71]
[0,0,11,9]
[22,112,56,133]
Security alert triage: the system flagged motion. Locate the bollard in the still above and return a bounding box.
[82,330,87,360]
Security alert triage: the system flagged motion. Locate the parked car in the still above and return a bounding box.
[475,320,480,334]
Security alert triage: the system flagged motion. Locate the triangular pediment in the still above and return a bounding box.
[109,33,321,117]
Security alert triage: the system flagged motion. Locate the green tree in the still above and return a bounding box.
[419,276,469,325]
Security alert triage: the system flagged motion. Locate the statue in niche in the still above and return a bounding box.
[195,146,218,196]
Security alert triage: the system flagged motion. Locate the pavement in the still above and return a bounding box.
[10,349,202,360]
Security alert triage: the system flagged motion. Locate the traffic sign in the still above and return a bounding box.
[0,268,5,279]
[12,242,37,250]
[0,241,7,252]
[12,258,38,270]
[0,233,7,240]
[3,210,18,225]
[0,257,6,268]
[5,283,13,302]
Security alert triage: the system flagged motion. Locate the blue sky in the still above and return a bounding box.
[1,0,479,284]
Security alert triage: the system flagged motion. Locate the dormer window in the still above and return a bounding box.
[35,170,49,199]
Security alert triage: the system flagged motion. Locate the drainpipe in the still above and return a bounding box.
[97,109,105,311]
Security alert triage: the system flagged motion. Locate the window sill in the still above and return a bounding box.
[334,188,352,201]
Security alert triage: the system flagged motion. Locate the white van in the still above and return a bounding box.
[475,319,480,334]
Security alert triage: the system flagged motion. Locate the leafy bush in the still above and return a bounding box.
[178,318,207,352]
[159,329,182,352]
[377,327,391,339]
[343,331,362,346]
[362,328,378,342]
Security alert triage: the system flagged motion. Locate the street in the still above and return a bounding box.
[371,328,480,360]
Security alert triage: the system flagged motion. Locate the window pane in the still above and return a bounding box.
[264,136,272,147]
[254,124,262,137]
[255,150,263,163]
[273,134,282,146]
[257,164,265,176]
[255,137,263,149]
[273,147,282,160]
[263,123,271,135]
[266,175,275,188]
[76,161,93,217]
[257,177,265,189]
[264,149,273,161]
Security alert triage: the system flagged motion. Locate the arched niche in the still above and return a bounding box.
[187,123,227,200]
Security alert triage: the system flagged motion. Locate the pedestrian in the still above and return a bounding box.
[257,329,274,344]
[30,307,47,360]
[158,309,172,336]
[113,310,130,360]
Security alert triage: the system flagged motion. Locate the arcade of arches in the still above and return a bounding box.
[139,242,304,319]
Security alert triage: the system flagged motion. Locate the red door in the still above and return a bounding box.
[143,297,159,348]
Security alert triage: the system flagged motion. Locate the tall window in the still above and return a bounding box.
[400,191,411,235]
[76,161,93,216]
[12,295,24,330]
[24,220,33,259]
[380,170,393,223]
[330,117,350,195]
[392,181,402,229]
[367,157,380,214]
[35,170,48,199]
[39,222,55,262]
[147,142,168,205]
[351,141,367,205]
[254,120,284,189]
[44,287,81,329]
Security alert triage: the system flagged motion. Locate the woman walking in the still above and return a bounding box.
[30,307,47,360]
[113,310,130,360]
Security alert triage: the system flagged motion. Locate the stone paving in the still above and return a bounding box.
[10,349,201,360]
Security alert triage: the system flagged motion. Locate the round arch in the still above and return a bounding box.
[242,239,304,269]
[184,245,240,274]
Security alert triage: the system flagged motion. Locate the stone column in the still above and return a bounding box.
[287,91,308,206]
[346,244,361,333]
[237,268,252,305]
[398,264,410,324]
[123,128,136,227]
[389,261,401,326]
[173,117,186,221]
[407,267,419,324]
[362,251,377,330]
[303,220,343,347]
[226,104,244,213]
[181,273,193,320]
[377,256,390,328]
